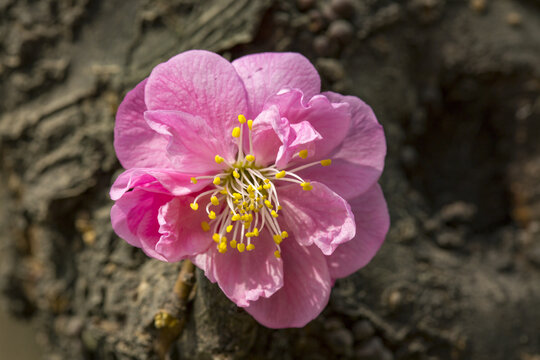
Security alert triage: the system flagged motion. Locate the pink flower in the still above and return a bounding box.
[110,50,389,328]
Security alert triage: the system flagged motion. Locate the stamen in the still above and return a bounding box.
[232,127,241,138]
[190,177,198,184]
[215,155,224,164]
[190,203,199,211]
[201,221,210,232]
[245,154,255,162]
[274,250,281,258]
[299,149,308,159]
[213,176,221,185]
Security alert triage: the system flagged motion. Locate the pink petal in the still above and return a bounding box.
[278,182,355,255]
[265,89,351,162]
[275,120,322,169]
[110,168,209,201]
[155,197,214,262]
[251,106,286,167]
[145,110,236,172]
[111,189,172,261]
[114,79,171,169]
[232,53,321,117]
[244,239,331,328]
[250,106,322,168]
[326,184,389,279]
[317,91,386,197]
[298,159,381,200]
[144,50,249,145]
[192,233,284,307]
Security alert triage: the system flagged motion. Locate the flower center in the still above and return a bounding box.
[189,114,331,258]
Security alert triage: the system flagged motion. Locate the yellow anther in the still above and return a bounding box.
[213,177,221,185]
[220,236,227,243]
[190,203,199,211]
[237,243,246,252]
[230,239,237,248]
[257,185,263,191]
[264,179,270,183]
[213,233,221,243]
[214,155,224,164]
[220,189,228,195]
[273,234,283,244]
[190,177,198,184]
[247,184,254,192]
[232,214,241,221]
[264,200,273,209]
[218,242,227,253]
[245,232,253,238]
[321,159,332,166]
[233,170,240,178]
[233,193,242,200]
[271,210,279,218]
[299,149,308,159]
[274,250,281,258]
[210,196,219,206]
[232,126,241,138]
[200,221,210,232]
[278,205,283,210]
[238,114,247,124]
[263,184,271,189]
[281,231,289,238]
[275,170,286,179]
[247,243,255,251]
[245,154,255,162]
[249,204,255,211]
[226,225,233,233]
[301,182,313,191]
[253,228,259,237]
[208,211,216,219]
[247,119,253,130]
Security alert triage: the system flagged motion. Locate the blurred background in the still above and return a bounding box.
[1,0,539,359]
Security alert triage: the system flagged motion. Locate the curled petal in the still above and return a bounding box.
[233,53,321,117]
[155,197,214,262]
[326,184,390,279]
[264,89,351,162]
[110,168,209,201]
[111,189,172,261]
[245,239,331,328]
[278,182,355,255]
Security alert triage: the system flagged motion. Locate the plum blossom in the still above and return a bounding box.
[110,50,389,328]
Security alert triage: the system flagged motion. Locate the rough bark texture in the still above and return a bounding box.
[1,0,540,359]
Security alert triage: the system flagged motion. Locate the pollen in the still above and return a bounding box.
[230,239,237,248]
[226,225,233,233]
[301,182,313,191]
[213,233,221,243]
[247,119,253,130]
[273,234,282,244]
[247,243,255,251]
[218,242,227,253]
[215,155,224,164]
[275,170,286,179]
[233,170,240,178]
[281,231,289,238]
[190,203,199,211]
[237,243,246,252]
[232,127,241,138]
[213,176,221,185]
[271,210,279,218]
[321,159,332,166]
[299,149,308,159]
[238,114,247,124]
[201,221,210,232]
[274,250,281,258]
[210,196,219,206]
[208,211,216,219]
[190,177,198,184]
[245,154,255,162]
